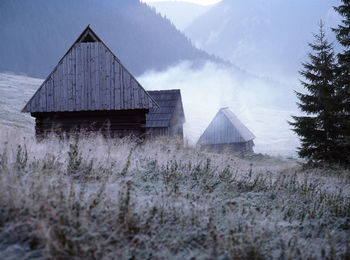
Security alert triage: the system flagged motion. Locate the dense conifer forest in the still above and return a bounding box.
[0,0,218,78]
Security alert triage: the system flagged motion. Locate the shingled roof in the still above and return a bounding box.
[197,107,255,145]
[22,25,158,113]
[145,89,185,128]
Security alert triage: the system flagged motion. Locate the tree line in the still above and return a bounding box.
[0,0,216,78]
[290,0,350,165]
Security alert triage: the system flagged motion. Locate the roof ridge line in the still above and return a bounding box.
[23,25,159,112]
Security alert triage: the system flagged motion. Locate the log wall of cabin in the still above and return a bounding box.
[201,141,254,155]
[144,127,169,138]
[32,110,148,137]
[199,112,247,144]
[169,99,184,138]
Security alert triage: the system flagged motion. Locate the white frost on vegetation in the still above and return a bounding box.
[0,127,349,259]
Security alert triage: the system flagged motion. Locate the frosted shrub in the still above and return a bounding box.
[0,127,349,259]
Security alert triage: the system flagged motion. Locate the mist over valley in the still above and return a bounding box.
[1,1,350,259]
[0,0,342,155]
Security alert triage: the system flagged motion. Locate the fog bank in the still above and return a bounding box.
[139,62,300,156]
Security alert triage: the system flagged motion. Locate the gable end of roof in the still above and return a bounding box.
[22,26,158,113]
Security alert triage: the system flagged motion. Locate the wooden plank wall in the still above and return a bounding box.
[24,42,155,113]
[200,142,253,155]
[145,127,169,138]
[33,110,148,138]
[198,112,245,144]
[169,98,185,138]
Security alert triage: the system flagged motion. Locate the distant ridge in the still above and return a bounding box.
[0,0,221,78]
[184,0,340,81]
[147,1,213,31]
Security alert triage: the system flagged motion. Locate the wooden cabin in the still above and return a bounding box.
[144,89,185,138]
[197,107,255,154]
[22,26,158,137]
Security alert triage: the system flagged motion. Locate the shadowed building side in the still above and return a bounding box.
[145,89,185,139]
[22,26,158,137]
[197,107,255,154]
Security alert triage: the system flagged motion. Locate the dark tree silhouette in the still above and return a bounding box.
[333,0,350,163]
[290,22,342,163]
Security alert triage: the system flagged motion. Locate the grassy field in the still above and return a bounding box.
[0,126,349,259]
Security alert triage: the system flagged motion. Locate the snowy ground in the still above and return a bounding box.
[0,73,39,131]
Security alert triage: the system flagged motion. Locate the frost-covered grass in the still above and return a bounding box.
[0,126,349,259]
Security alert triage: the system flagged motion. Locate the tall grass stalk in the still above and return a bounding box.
[0,127,349,259]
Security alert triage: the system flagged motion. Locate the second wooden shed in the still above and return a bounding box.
[144,89,185,138]
[197,107,255,154]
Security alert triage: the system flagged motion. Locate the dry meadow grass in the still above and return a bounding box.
[0,126,349,259]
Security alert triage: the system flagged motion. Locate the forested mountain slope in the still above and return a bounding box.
[184,0,340,82]
[147,1,212,31]
[0,0,218,78]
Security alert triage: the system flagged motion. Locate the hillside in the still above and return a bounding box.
[0,0,218,78]
[184,0,341,83]
[147,1,213,31]
[0,73,38,131]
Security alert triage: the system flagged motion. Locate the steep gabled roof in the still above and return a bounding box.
[145,89,185,128]
[22,25,158,113]
[197,107,255,145]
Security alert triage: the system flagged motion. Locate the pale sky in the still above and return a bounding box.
[141,0,222,6]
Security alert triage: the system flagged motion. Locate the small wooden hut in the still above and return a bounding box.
[22,26,158,137]
[144,89,185,138]
[197,107,255,154]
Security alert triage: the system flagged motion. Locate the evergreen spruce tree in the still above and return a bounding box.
[333,0,350,164]
[290,22,341,163]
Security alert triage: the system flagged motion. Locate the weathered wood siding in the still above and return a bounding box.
[145,90,185,139]
[145,127,169,138]
[199,112,246,144]
[200,141,255,155]
[169,98,184,137]
[32,110,148,138]
[198,108,255,146]
[23,42,156,113]
[197,108,255,154]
